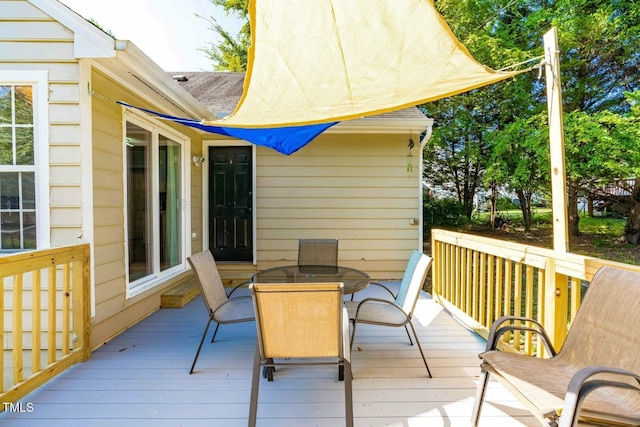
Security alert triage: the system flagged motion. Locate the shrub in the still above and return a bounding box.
[423,193,468,237]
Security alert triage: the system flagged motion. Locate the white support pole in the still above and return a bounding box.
[544,28,569,253]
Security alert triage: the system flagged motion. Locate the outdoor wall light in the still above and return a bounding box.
[192,155,205,167]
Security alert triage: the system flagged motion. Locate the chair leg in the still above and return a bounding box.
[210,323,221,343]
[343,359,354,427]
[190,317,213,374]
[248,342,261,427]
[404,325,414,345]
[407,320,432,378]
[471,369,490,427]
[349,320,358,349]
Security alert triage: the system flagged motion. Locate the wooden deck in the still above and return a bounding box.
[1,284,537,426]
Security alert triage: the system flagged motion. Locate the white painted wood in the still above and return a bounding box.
[1,284,537,426]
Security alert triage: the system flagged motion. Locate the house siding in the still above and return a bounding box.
[254,132,421,279]
[89,68,204,347]
[0,1,84,247]
[0,0,84,349]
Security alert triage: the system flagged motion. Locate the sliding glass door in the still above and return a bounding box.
[126,119,185,294]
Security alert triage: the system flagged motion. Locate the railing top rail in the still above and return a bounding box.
[0,244,90,278]
[431,229,640,281]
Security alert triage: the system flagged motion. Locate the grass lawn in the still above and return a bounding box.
[458,209,640,265]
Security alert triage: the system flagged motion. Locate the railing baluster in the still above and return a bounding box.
[486,255,495,329]
[33,269,42,373]
[524,265,534,355]
[62,264,71,355]
[48,265,57,365]
[13,274,23,384]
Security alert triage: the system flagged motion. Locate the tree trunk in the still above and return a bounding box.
[621,179,640,244]
[567,184,581,237]
[516,189,533,232]
[490,183,497,228]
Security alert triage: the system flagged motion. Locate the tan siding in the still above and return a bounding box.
[254,133,421,279]
[0,41,75,62]
[0,21,74,40]
[0,2,85,251]
[0,1,50,19]
[90,67,204,343]
[50,187,82,207]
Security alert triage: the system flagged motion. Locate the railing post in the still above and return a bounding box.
[543,258,569,354]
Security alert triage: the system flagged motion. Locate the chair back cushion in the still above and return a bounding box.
[395,250,433,315]
[187,250,228,313]
[251,282,344,359]
[297,238,338,266]
[558,266,640,374]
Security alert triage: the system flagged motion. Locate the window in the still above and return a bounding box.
[0,71,48,253]
[125,117,187,295]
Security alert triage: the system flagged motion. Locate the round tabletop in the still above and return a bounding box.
[251,265,370,295]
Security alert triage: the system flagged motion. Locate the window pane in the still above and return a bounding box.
[22,172,35,209]
[0,86,11,124]
[1,212,20,249]
[23,211,36,249]
[0,127,12,165]
[16,127,34,165]
[159,136,182,272]
[0,172,19,209]
[126,123,153,282]
[14,86,33,125]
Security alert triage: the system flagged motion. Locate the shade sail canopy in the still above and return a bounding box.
[208,0,519,128]
[123,0,523,154]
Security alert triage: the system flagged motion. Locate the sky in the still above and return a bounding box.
[58,0,243,71]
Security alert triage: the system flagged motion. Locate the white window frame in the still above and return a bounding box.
[0,70,50,252]
[123,110,190,298]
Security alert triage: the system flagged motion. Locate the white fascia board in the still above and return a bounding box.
[329,115,434,135]
[112,41,215,121]
[29,0,116,58]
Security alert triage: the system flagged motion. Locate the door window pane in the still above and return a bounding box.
[126,123,153,282]
[159,136,182,272]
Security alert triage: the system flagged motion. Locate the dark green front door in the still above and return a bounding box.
[208,146,252,262]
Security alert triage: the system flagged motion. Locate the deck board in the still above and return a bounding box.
[1,284,538,426]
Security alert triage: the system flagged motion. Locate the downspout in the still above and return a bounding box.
[419,123,434,252]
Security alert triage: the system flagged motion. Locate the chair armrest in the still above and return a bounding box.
[367,281,397,299]
[227,280,251,297]
[485,315,556,356]
[558,366,640,427]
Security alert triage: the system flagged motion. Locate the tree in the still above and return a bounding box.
[616,92,640,243]
[431,0,640,242]
[200,0,250,71]
[485,114,550,232]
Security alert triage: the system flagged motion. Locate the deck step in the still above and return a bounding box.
[161,277,200,308]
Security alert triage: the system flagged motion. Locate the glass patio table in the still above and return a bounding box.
[250,265,370,295]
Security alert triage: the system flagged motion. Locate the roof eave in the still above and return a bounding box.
[95,40,216,121]
[330,115,434,134]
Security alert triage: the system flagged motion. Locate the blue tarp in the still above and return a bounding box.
[118,102,337,155]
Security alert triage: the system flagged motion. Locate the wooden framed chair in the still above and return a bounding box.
[248,282,353,427]
[297,238,338,268]
[472,266,640,427]
[346,249,433,378]
[186,250,255,374]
